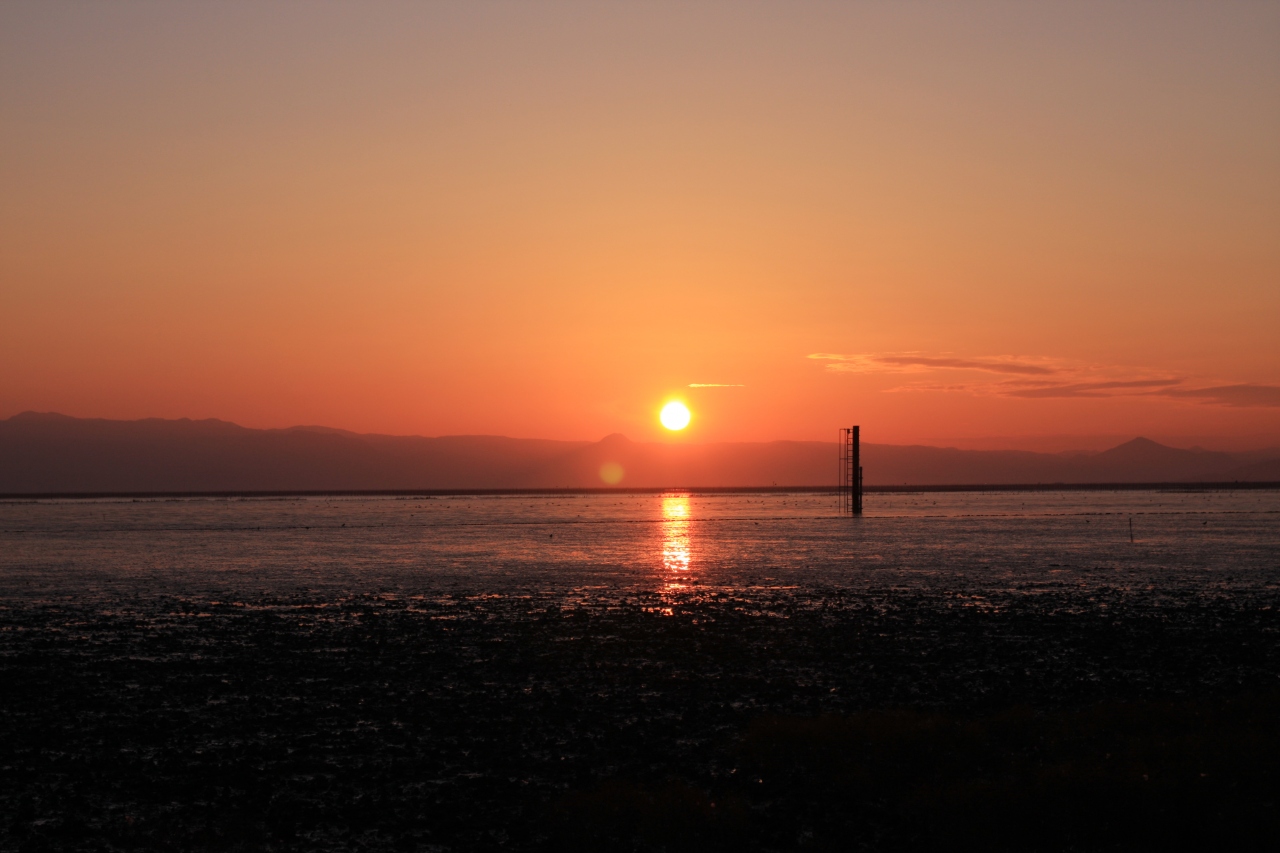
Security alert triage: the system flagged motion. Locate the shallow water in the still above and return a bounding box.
[3,490,1279,851]
[1,489,1277,602]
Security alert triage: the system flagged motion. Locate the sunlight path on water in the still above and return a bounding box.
[1,489,1277,604]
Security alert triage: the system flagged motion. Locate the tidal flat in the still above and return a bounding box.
[2,491,1278,851]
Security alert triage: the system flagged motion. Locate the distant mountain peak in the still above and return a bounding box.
[1114,437,1166,450]
[9,411,76,422]
[1087,436,1241,482]
[281,424,362,437]
[1095,437,1180,459]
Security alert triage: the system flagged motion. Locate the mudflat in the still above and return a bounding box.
[2,491,1277,851]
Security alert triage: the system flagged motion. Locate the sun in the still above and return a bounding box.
[660,401,691,431]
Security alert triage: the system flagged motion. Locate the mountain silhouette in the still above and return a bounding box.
[1083,437,1241,482]
[0,413,1276,493]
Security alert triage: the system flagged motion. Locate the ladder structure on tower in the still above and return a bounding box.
[839,426,863,516]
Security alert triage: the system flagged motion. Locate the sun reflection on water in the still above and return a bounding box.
[661,494,691,576]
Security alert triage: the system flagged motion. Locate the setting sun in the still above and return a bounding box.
[660,402,691,431]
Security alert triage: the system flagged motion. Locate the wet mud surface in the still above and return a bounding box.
[3,588,1279,851]
[2,491,1278,850]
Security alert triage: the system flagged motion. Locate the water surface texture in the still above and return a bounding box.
[2,489,1277,600]
[2,491,1278,851]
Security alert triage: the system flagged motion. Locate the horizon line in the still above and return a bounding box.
[3,482,1278,501]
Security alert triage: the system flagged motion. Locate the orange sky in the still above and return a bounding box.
[2,2,1278,449]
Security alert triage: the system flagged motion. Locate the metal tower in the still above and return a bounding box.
[839,426,863,516]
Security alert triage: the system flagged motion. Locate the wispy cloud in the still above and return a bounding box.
[882,383,971,393]
[1002,378,1184,399]
[809,353,1057,376]
[810,351,1280,408]
[688,383,744,388]
[1154,384,1280,408]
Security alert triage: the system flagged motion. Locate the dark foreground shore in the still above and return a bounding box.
[3,587,1278,852]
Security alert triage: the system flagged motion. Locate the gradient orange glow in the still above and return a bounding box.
[1,3,1277,449]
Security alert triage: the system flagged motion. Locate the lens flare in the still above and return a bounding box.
[659,401,691,430]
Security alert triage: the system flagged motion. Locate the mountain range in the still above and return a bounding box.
[1,412,1277,493]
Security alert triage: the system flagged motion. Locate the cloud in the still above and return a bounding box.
[883,383,971,393]
[874,355,1058,375]
[809,351,1280,408]
[1154,384,1280,408]
[809,353,1057,376]
[1002,378,1185,399]
[687,383,744,388]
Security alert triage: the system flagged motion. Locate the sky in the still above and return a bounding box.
[2,1,1278,449]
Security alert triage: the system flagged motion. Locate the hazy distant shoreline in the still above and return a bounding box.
[4,412,1279,492]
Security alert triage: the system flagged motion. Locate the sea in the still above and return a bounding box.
[3,488,1279,850]
[1,488,1277,601]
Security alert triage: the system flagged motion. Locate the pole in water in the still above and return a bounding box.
[838,426,863,516]
[1129,516,1134,543]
